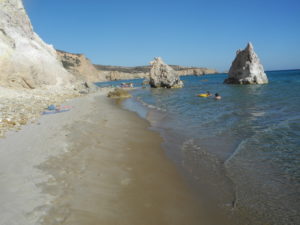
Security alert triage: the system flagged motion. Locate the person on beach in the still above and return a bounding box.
[215,93,221,100]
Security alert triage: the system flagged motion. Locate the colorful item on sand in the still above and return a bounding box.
[42,109,71,115]
[43,105,72,115]
[58,105,72,110]
[46,105,72,110]
[47,104,56,110]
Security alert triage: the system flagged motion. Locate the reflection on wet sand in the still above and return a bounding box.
[37,97,217,225]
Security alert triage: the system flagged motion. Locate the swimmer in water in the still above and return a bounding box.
[215,93,221,100]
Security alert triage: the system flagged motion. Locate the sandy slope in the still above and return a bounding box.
[0,91,102,225]
[0,91,208,225]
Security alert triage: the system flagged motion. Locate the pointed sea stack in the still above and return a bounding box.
[149,57,183,88]
[224,42,268,84]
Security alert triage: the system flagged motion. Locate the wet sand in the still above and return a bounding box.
[0,92,212,225]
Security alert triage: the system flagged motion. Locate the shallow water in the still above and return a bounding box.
[121,70,300,225]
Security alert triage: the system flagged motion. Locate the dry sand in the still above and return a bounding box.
[0,91,212,225]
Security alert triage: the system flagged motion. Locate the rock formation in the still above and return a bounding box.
[149,57,183,88]
[0,0,75,89]
[107,88,132,98]
[56,50,219,82]
[224,42,268,84]
[57,50,106,82]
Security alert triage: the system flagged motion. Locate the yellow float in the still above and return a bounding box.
[197,93,209,97]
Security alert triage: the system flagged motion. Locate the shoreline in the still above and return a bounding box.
[121,74,300,225]
[0,91,212,225]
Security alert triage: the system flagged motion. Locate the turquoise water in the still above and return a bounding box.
[120,70,300,225]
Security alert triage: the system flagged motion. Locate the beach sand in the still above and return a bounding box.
[0,92,212,225]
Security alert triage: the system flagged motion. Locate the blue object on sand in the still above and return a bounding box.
[47,104,56,110]
[42,109,71,115]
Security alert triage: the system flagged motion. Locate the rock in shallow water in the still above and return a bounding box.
[224,42,268,84]
[107,88,132,99]
[149,57,183,88]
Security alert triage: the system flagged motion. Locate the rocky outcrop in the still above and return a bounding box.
[56,50,218,82]
[57,50,106,82]
[149,57,183,88]
[178,68,216,76]
[100,70,148,81]
[95,64,218,81]
[224,42,268,84]
[175,66,218,76]
[0,0,76,89]
[107,88,132,98]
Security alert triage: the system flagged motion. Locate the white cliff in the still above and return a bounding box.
[224,42,268,84]
[0,0,75,89]
[149,57,183,88]
[0,0,99,139]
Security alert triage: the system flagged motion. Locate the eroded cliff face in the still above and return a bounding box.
[0,0,75,89]
[94,64,218,81]
[103,71,148,81]
[175,67,218,76]
[56,50,106,82]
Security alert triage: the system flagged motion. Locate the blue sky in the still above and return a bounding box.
[23,0,300,71]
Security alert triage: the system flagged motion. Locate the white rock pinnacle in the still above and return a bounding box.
[149,57,183,88]
[224,42,268,84]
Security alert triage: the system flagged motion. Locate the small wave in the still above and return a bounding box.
[225,116,299,166]
[136,97,166,112]
[180,139,237,210]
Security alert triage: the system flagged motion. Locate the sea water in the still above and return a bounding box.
[118,70,300,225]
[99,70,300,224]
